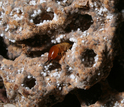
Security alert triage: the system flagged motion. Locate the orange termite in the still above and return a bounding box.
[45,42,72,64]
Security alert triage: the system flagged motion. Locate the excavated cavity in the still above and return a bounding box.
[65,14,93,33]
[23,76,36,89]
[77,83,102,106]
[17,34,52,57]
[0,37,8,59]
[33,11,54,24]
[0,76,4,88]
[17,34,51,47]
[107,56,124,92]
[55,0,73,6]
[52,93,81,107]
[81,49,96,67]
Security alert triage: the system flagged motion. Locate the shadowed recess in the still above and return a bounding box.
[0,76,4,88]
[23,76,36,89]
[81,49,96,67]
[107,56,124,92]
[33,11,54,24]
[52,93,81,107]
[77,83,102,106]
[65,14,93,33]
[0,37,8,59]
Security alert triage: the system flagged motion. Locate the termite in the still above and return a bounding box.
[45,42,72,64]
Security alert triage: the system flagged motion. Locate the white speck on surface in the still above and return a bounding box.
[77,28,80,31]
[29,0,36,5]
[19,27,22,31]
[99,28,104,31]
[53,13,58,21]
[4,104,16,107]
[93,55,98,67]
[98,73,100,75]
[57,1,61,5]
[94,55,98,62]
[9,39,16,43]
[69,67,72,71]
[25,87,30,90]
[13,15,24,21]
[5,25,9,31]
[69,38,77,42]
[21,84,24,86]
[27,75,32,79]
[82,40,85,43]
[51,72,60,78]
[47,7,51,12]
[63,0,67,3]
[106,14,113,20]
[121,99,124,104]
[71,43,77,51]
[113,101,119,107]
[0,2,2,7]
[38,64,42,67]
[0,33,4,37]
[59,87,62,90]
[122,9,124,18]
[82,31,87,36]
[56,34,65,43]
[70,74,75,79]
[35,20,50,26]
[17,68,24,74]
[98,7,107,16]
[82,58,84,61]
[40,0,46,3]
[31,9,42,18]
[30,19,33,23]
[41,72,47,76]
[51,39,56,44]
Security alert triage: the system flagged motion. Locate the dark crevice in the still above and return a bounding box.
[81,49,96,67]
[17,34,52,57]
[107,55,124,92]
[77,83,102,106]
[0,37,8,59]
[17,34,51,47]
[115,0,124,12]
[23,76,36,89]
[32,11,54,24]
[65,14,93,33]
[0,76,4,89]
[107,21,124,92]
[52,93,81,107]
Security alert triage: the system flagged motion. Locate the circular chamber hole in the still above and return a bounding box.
[33,11,54,24]
[65,14,93,33]
[23,76,36,89]
[81,49,96,67]
[55,0,73,6]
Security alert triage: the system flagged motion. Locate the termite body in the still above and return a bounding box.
[45,42,72,64]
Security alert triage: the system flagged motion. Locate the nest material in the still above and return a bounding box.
[0,0,124,106]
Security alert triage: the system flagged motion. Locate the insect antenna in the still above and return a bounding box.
[44,59,52,65]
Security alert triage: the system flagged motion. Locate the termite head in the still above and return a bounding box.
[45,45,59,64]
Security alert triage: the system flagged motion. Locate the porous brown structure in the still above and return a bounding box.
[0,0,124,106]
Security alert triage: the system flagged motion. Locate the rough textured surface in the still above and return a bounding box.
[0,0,124,106]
